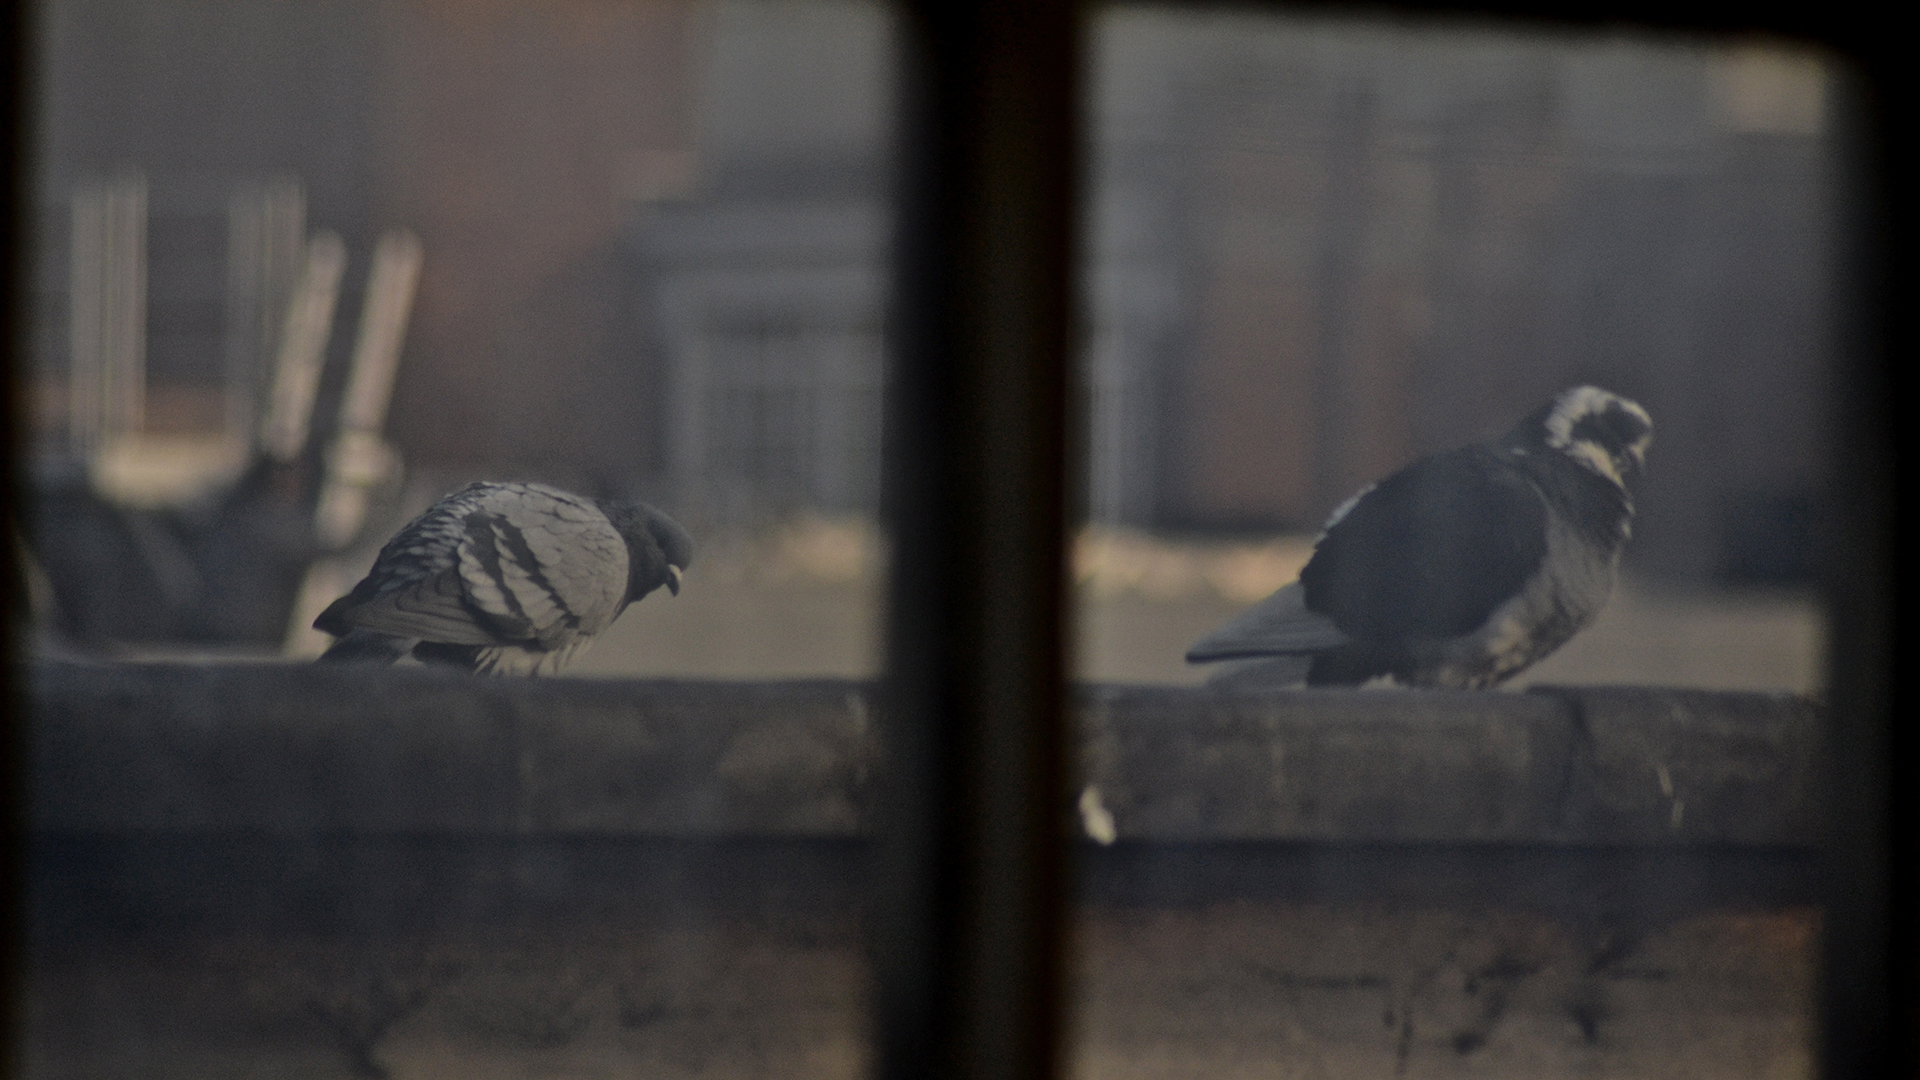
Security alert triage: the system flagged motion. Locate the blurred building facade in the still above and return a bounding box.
[622,2,893,519]
[29,0,700,487]
[1092,14,1836,588]
[25,0,1837,586]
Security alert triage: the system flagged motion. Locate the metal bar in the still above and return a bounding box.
[335,229,422,437]
[312,228,421,548]
[66,184,103,451]
[102,175,145,443]
[3,0,31,1063]
[1817,49,1899,1080]
[67,175,148,454]
[875,3,1081,1079]
[224,177,306,442]
[257,231,346,463]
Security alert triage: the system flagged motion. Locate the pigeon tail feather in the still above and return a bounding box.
[1184,582,1350,663]
[318,628,414,665]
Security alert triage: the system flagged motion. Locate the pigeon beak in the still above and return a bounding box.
[667,564,682,596]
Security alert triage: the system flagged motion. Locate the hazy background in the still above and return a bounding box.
[19,1,1834,694]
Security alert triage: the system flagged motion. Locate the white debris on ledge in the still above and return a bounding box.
[1078,784,1119,845]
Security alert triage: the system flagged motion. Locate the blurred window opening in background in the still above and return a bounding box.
[7,1,1894,1079]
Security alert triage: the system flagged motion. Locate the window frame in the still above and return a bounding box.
[0,3,1899,1078]
[870,4,1899,1079]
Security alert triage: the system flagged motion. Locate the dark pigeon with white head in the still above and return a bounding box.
[1187,386,1653,689]
[315,481,693,675]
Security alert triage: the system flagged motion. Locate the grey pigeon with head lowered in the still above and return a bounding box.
[315,481,693,675]
[1187,386,1653,689]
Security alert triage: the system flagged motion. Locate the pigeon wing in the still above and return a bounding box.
[323,566,502,645]
[451,485,630,647]
[1299,446,1548,641]
[316,482,629,648]
[314,484,490,642]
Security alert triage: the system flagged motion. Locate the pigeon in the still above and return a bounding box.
[1186,386,1652,689]
[314,481,693,675]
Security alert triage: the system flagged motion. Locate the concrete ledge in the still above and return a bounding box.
[24,660,1819,845]
[1081,685,1820,845]
[1080,687,1574,844]
[26,661,874,837]
[1533,686,1821,846]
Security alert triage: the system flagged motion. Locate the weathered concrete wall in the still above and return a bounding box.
[1079,684,1818,846]
[18,660,1823,1079]
[28,661,875,837]
[26,660,1818,845]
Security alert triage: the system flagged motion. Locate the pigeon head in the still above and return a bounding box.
[598,499,695,598]
[1510,386,1653,490]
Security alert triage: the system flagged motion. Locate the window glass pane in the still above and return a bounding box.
[1072,9,1835,1076]
[21,1,891,1075]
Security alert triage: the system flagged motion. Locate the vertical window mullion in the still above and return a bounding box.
[874,3,1082,1079]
